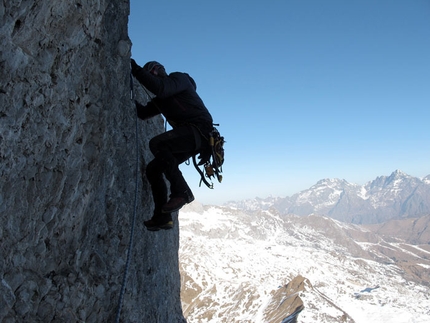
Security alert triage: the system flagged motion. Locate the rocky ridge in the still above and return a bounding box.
[1,1,185,322]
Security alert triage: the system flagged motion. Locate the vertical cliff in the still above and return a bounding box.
[0,1,185,322]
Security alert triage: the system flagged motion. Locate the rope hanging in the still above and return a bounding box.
[115,71,139,322]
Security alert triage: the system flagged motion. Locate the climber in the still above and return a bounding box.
[131,59,214,231]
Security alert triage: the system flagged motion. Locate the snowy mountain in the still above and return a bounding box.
[178,204,430,323]
[225,170,430,224]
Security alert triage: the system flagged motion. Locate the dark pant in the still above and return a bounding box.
[146,126,201,215]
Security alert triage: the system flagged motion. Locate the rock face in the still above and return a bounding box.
[1,1,185,322]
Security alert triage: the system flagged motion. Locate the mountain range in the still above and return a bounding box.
[225,170,430,224]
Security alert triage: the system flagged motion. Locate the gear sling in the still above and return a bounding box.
[192,125,225,189]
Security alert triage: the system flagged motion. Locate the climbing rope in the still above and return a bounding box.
[115,70,139,323]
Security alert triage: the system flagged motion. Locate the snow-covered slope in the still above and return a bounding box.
[179,204,430,323]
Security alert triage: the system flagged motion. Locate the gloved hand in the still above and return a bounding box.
[135,100,146,120]
[130,59,140,76]
[135,100,145,110]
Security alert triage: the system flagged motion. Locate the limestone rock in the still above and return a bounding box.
[0,1,185,322]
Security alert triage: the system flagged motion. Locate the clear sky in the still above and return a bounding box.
[128,0,430,205]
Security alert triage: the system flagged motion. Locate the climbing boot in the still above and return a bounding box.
[162,192,195,213]
[144,213,173,231]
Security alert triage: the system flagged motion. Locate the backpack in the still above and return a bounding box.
[193,126,225,189]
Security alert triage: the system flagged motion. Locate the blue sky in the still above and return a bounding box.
[128,0,430,204]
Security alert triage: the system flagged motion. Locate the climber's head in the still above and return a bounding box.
[143,61,167,77]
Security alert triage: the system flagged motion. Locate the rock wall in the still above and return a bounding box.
[0,1,185,322]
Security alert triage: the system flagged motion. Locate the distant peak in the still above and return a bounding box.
[315,178,348,186]
[390,169,409,178]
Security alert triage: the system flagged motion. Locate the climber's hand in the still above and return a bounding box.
[135,100,145,109]
[130,59,140,76]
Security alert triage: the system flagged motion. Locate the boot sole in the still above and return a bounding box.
[145,221,174,231]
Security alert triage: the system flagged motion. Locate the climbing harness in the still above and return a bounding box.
[115,70,139,323]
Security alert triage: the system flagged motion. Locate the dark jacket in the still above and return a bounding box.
[134,68,213,133]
